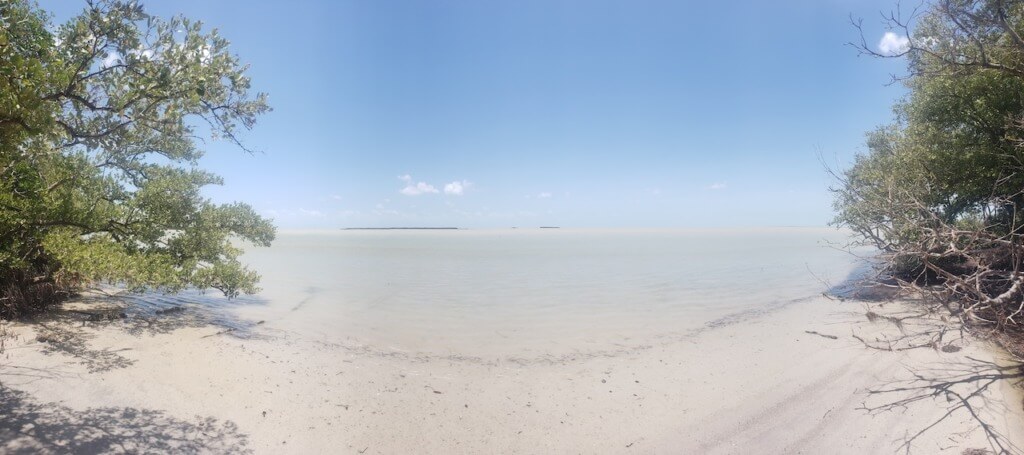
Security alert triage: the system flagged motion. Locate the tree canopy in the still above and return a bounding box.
[837,0,1024,340]
[0,0,273,317]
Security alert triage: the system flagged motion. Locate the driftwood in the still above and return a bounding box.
[804,330,839,340]
[829,173,1024,358]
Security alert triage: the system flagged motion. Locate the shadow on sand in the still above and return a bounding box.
[24,289,268,373]
[859,356,1024,454]
[825,265,1024,454]
[0,386,251,454]
[833,287,1024,454]
[0,290,267,453]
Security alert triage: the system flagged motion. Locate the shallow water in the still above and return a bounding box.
[189,227,868,358]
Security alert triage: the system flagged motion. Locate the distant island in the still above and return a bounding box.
[342,227,460,230]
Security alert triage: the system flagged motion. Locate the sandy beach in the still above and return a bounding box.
[2,290,1021,454]
[7,0,1024,453]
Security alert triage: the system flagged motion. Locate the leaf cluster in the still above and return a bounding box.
[838,0,1024,336]
[0,0,274,315]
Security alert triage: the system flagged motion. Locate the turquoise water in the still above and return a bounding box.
[220,227,864,357]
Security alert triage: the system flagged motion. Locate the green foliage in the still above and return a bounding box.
[0,0,274,315]
[835,2,1024,340]
[837,0,1024,252]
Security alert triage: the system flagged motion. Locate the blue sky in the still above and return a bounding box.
[46,0,910,229]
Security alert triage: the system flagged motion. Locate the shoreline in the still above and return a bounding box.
[1,290,1022,453]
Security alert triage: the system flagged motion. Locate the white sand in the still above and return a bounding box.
[1,294,1022,454]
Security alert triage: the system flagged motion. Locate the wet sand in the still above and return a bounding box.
[1,292,1022,454]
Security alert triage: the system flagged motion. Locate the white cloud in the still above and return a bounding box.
[537,192,552,199]
[878,32,910,55]
[707,182,727,190]
[402,182,439,196]
[444,180,471,195]
[298,208,324,217]
[330,194,343,201]
[398,174,438,196]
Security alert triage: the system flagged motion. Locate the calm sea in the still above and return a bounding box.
[208,227,864,358]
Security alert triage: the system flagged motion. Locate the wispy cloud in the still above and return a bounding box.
[330,194,343,201]
[878,32,909,55]
[706,182,727,190]
[298,208,324,217]
[537,192,552,199]
[398,174,438,196]
[444,180,471,195]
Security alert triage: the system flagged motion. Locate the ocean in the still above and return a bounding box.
[193,227,868,359]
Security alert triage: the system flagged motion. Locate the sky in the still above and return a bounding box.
[45,0,911,229]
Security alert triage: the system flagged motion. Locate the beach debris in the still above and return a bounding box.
[67,309,128,322]
[433,390,443,394]
[201,327,236,339]
[864,310,907,333]
[823,292,846,302]
[155,306,185,316]
[941,344,962,353]
[804,330,839,340]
